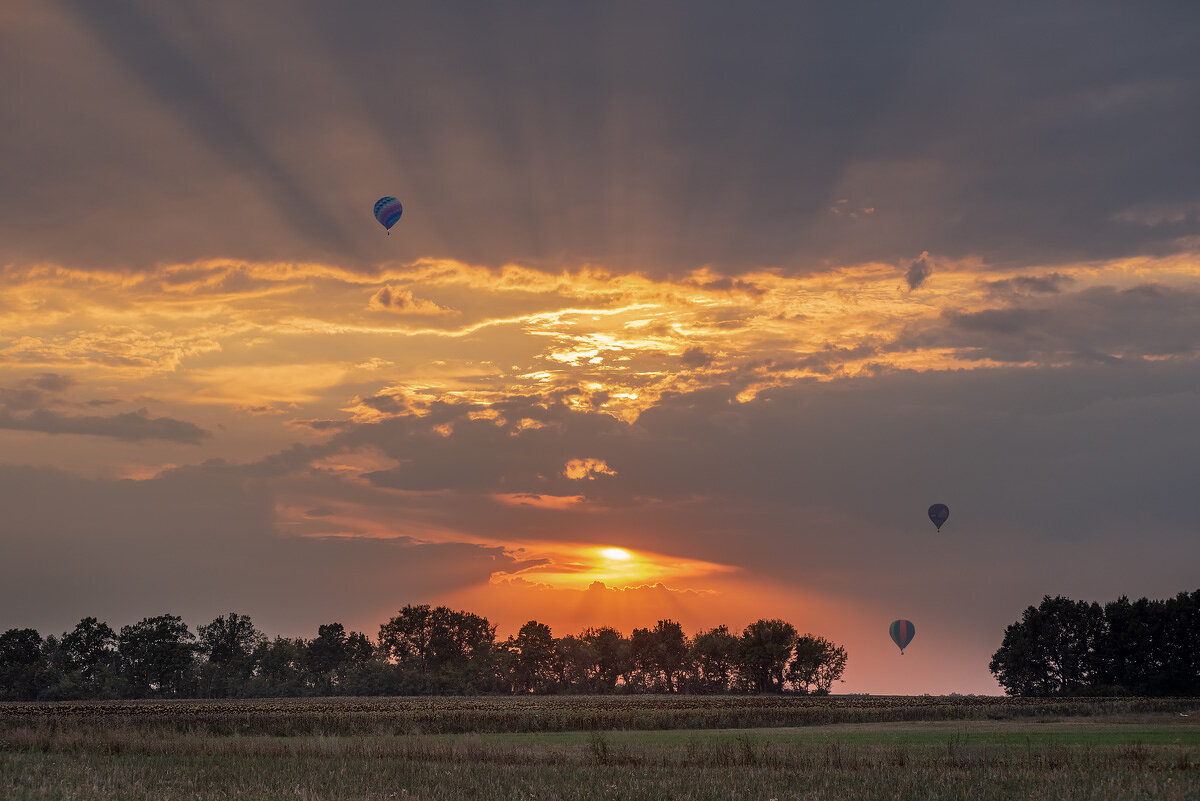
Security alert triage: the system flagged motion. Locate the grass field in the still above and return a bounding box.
[2,696,1197,800]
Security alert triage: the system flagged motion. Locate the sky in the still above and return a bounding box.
[2,1,1199,695]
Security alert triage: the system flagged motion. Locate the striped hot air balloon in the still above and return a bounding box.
[373,196,403,234]
[890,619,916,654]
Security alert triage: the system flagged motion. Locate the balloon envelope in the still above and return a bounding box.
[928,503,950,531]
[890,619,916,654]
[373,196,403,230]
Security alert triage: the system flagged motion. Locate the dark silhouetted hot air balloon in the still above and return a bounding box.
[928,503,949,532]
[890,619,915,654]
[373,196,403,234]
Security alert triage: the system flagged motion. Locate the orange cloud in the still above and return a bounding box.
[367,285,458,316]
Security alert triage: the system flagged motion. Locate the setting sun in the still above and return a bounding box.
[600,547,633,561]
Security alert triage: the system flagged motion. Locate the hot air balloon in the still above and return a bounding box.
[373,196,403,234]
[928,503,949,532]
[890,619,915,654]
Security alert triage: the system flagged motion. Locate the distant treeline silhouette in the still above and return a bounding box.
[990,590,1200,696]
[0,606,848,700]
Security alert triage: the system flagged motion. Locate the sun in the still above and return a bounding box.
[599,547,633,561]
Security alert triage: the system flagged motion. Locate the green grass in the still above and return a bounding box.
[1,697,1197,800]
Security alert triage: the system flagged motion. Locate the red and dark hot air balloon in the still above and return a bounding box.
[890,619,916,654]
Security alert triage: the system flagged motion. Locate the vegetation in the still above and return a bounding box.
[1,697,1196,800]
[0,607,847,700]
[990,590,1200,696]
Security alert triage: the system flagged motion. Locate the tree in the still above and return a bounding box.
[307,622,360,693]
[0,628,47,700]
[197,613,265,697]
[378,605,496,692]
[580,627,631,691]
[249,636,307,696]
[118,615,197,697]
[788,634,848,694]
[506,621,557,693]
[990,596,1108,696]
[61,617,118,694]
[552,634,595,691]
[629,620,688,692]
[690,625,739,693]
[737,619,797,692]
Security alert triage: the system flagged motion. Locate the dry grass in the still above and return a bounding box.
[1,697,1197,800]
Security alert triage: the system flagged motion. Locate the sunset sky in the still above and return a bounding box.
[3,2,1199,694]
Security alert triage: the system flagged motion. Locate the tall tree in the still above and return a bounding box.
[737,619,797,692]
[379,605,496,692]
[690,625,739,693]
[580,627,631,691]
[61,617,118,692]
[250,636,307,696]
[0,628,47,700]
[307,623,354,693]
[630,620,688,692]
[118,615,196,697]
[507,620,556,693]
[990,596,1109,695]
[197,613,265,697]
[788,634,848,694]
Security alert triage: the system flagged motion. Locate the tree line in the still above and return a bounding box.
[0,606,848,700]
[989,590,1200,696]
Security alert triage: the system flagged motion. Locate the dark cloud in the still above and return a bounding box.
[0,406,210,444]
[680,347,712,368]
[4,2,1198,271]
[983,273,1075,297]
[0,381,210,443]
[367,285,456,315]
[895,283,1200,363]
[30,373,75,392]
[905,252,932,290]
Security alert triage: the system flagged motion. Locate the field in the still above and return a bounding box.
[2,696,1197,800]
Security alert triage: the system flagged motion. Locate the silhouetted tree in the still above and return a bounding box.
[552,634,595,691]
[61,617,118,694]
[249,636,307,696]
[992,595,1121,696]
[118,615,196,697]
[0,606,864,699]
[737,619,796,692]
[0,628,47,700]
[689,625,739,693]
[379,605,496,692]
[580,627,630,691]
[788,634,848,694]
[630,620,688,692]
[505,620,557,693]
[198,613,265,697]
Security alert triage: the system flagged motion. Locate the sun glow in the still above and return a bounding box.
[488,542,738,590]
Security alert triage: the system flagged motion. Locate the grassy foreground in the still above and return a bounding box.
[2,696,1197,800]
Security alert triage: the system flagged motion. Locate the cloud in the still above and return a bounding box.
[983,273,1076,297]
[5,4,1199,272]
[367,285,457,316]
[563,457,617,480]
[897,283,1200,364]
[905,252,932,290]
[30,373,76,392]
[0,408,210,444]
[681,347,712,368]
[0,379,210,443]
